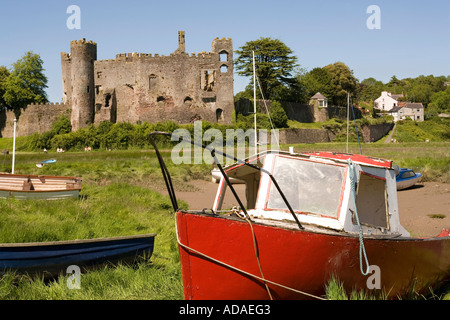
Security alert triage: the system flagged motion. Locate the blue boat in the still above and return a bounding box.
[396,167,422,190]
[0,233,156,277]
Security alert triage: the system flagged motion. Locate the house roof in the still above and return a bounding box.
[389,106,403,113]
[310,92,327,100]
[390,93,404,100]
[404,102,424,109]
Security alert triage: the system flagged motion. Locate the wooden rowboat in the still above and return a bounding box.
[0,173,82,200]
[0,233,156,277]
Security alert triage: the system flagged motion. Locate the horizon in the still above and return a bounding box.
[0,0,449,103]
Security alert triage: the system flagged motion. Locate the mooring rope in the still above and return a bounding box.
[347,159,370,276]
[174,213,327,300]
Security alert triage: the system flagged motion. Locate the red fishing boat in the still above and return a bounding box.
[151,133,450,300]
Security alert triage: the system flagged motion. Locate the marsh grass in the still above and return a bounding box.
[0,148,191,299]
[0,139,449,299]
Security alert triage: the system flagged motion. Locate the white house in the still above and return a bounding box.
[374,91,404,111]
[389,102,424,122]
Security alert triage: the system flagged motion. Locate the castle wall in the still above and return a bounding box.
[0,103,70,138]
[62,32,234,128]
[0,33,234,138]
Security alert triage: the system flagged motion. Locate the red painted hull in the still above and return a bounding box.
[176,211,450,300]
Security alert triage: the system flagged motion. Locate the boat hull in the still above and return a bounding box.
[0,234,156,277]
[176,211,450,300]
[397,174,422,190]
[0,189,80,200]
[0,173,82,200]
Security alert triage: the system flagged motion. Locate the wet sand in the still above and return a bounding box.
[168,180,450,237]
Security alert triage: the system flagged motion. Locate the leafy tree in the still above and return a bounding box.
[299,67,334,101]
[359,77,385,102]
[385,75,406,94]
[51,115,72,135]
[3,51,48,110]
[270,100,288,128]
[0,66,10,110]
[234,37,298,100]
[428,86,450,115]
[323,62,358,107]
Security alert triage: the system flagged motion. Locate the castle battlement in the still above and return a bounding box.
[60,31,233,131]
[70,38,97,46]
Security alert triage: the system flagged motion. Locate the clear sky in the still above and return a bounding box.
[0,0,449,102]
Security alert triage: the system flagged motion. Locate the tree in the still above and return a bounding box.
[270,100,288,128]
[3,51,48,110]
[0,66,9,110]
[385,75,406,94]
[299,67,334,101]
[323,62,358,106]
[234,37,298,100]
[428,86,450,115]
[359,77,385,102]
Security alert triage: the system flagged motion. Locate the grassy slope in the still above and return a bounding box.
[0,120,448,299]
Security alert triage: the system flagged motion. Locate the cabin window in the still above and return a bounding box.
[267,156,345,218]
[355,173,388,228]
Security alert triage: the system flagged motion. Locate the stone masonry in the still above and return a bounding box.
[0,32,234,137]
[62,31,234,131]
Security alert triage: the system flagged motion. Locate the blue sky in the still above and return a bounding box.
[0,0,449,102]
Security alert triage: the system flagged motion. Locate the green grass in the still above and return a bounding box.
[0,133,449,299]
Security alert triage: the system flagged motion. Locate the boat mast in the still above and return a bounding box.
[252,51,257,154]
[346,92,349,153]
[12,118,17,174]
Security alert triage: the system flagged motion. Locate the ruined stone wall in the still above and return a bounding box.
[361,122,394,142]
[61,32,234,129]
[0,103,70,138]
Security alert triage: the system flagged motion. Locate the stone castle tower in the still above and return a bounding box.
[60,32,234,131]
[61,39,97,131]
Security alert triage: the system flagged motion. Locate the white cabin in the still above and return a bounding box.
[213,151,409,237]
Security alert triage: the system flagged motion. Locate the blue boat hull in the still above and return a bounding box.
[396,168,422,190]
[0,234,156,277]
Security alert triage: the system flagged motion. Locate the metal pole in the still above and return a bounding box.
[252,51,257,154]
[346,92,349,153]
[12,118,17,174]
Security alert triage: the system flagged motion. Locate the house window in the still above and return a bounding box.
[220,65,228,73]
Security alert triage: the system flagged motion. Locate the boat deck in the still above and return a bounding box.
[0,174,81,192]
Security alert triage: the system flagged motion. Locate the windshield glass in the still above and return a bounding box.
[267,156,345,218]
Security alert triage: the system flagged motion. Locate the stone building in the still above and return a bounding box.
[61,31,234,131]
[1,32,234,137]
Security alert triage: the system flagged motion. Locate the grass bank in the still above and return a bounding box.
[0,139,448,299]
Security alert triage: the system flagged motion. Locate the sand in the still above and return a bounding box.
[168,180,450,237]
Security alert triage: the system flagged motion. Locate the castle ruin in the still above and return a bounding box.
[0,32,234,137]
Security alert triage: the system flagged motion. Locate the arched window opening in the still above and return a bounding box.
[219,51,228,62]
[216,108,223,122]
[105,94,111,108]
